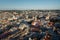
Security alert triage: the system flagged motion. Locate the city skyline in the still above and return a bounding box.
[0,0,60,10]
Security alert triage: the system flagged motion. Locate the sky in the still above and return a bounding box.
[0,0,60,10]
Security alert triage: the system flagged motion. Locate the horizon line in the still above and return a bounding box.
[0,8,60,10]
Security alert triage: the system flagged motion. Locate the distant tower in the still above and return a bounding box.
[34,15,37,21]
[45,12,50,20]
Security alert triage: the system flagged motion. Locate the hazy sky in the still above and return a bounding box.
[0,0,60,10]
